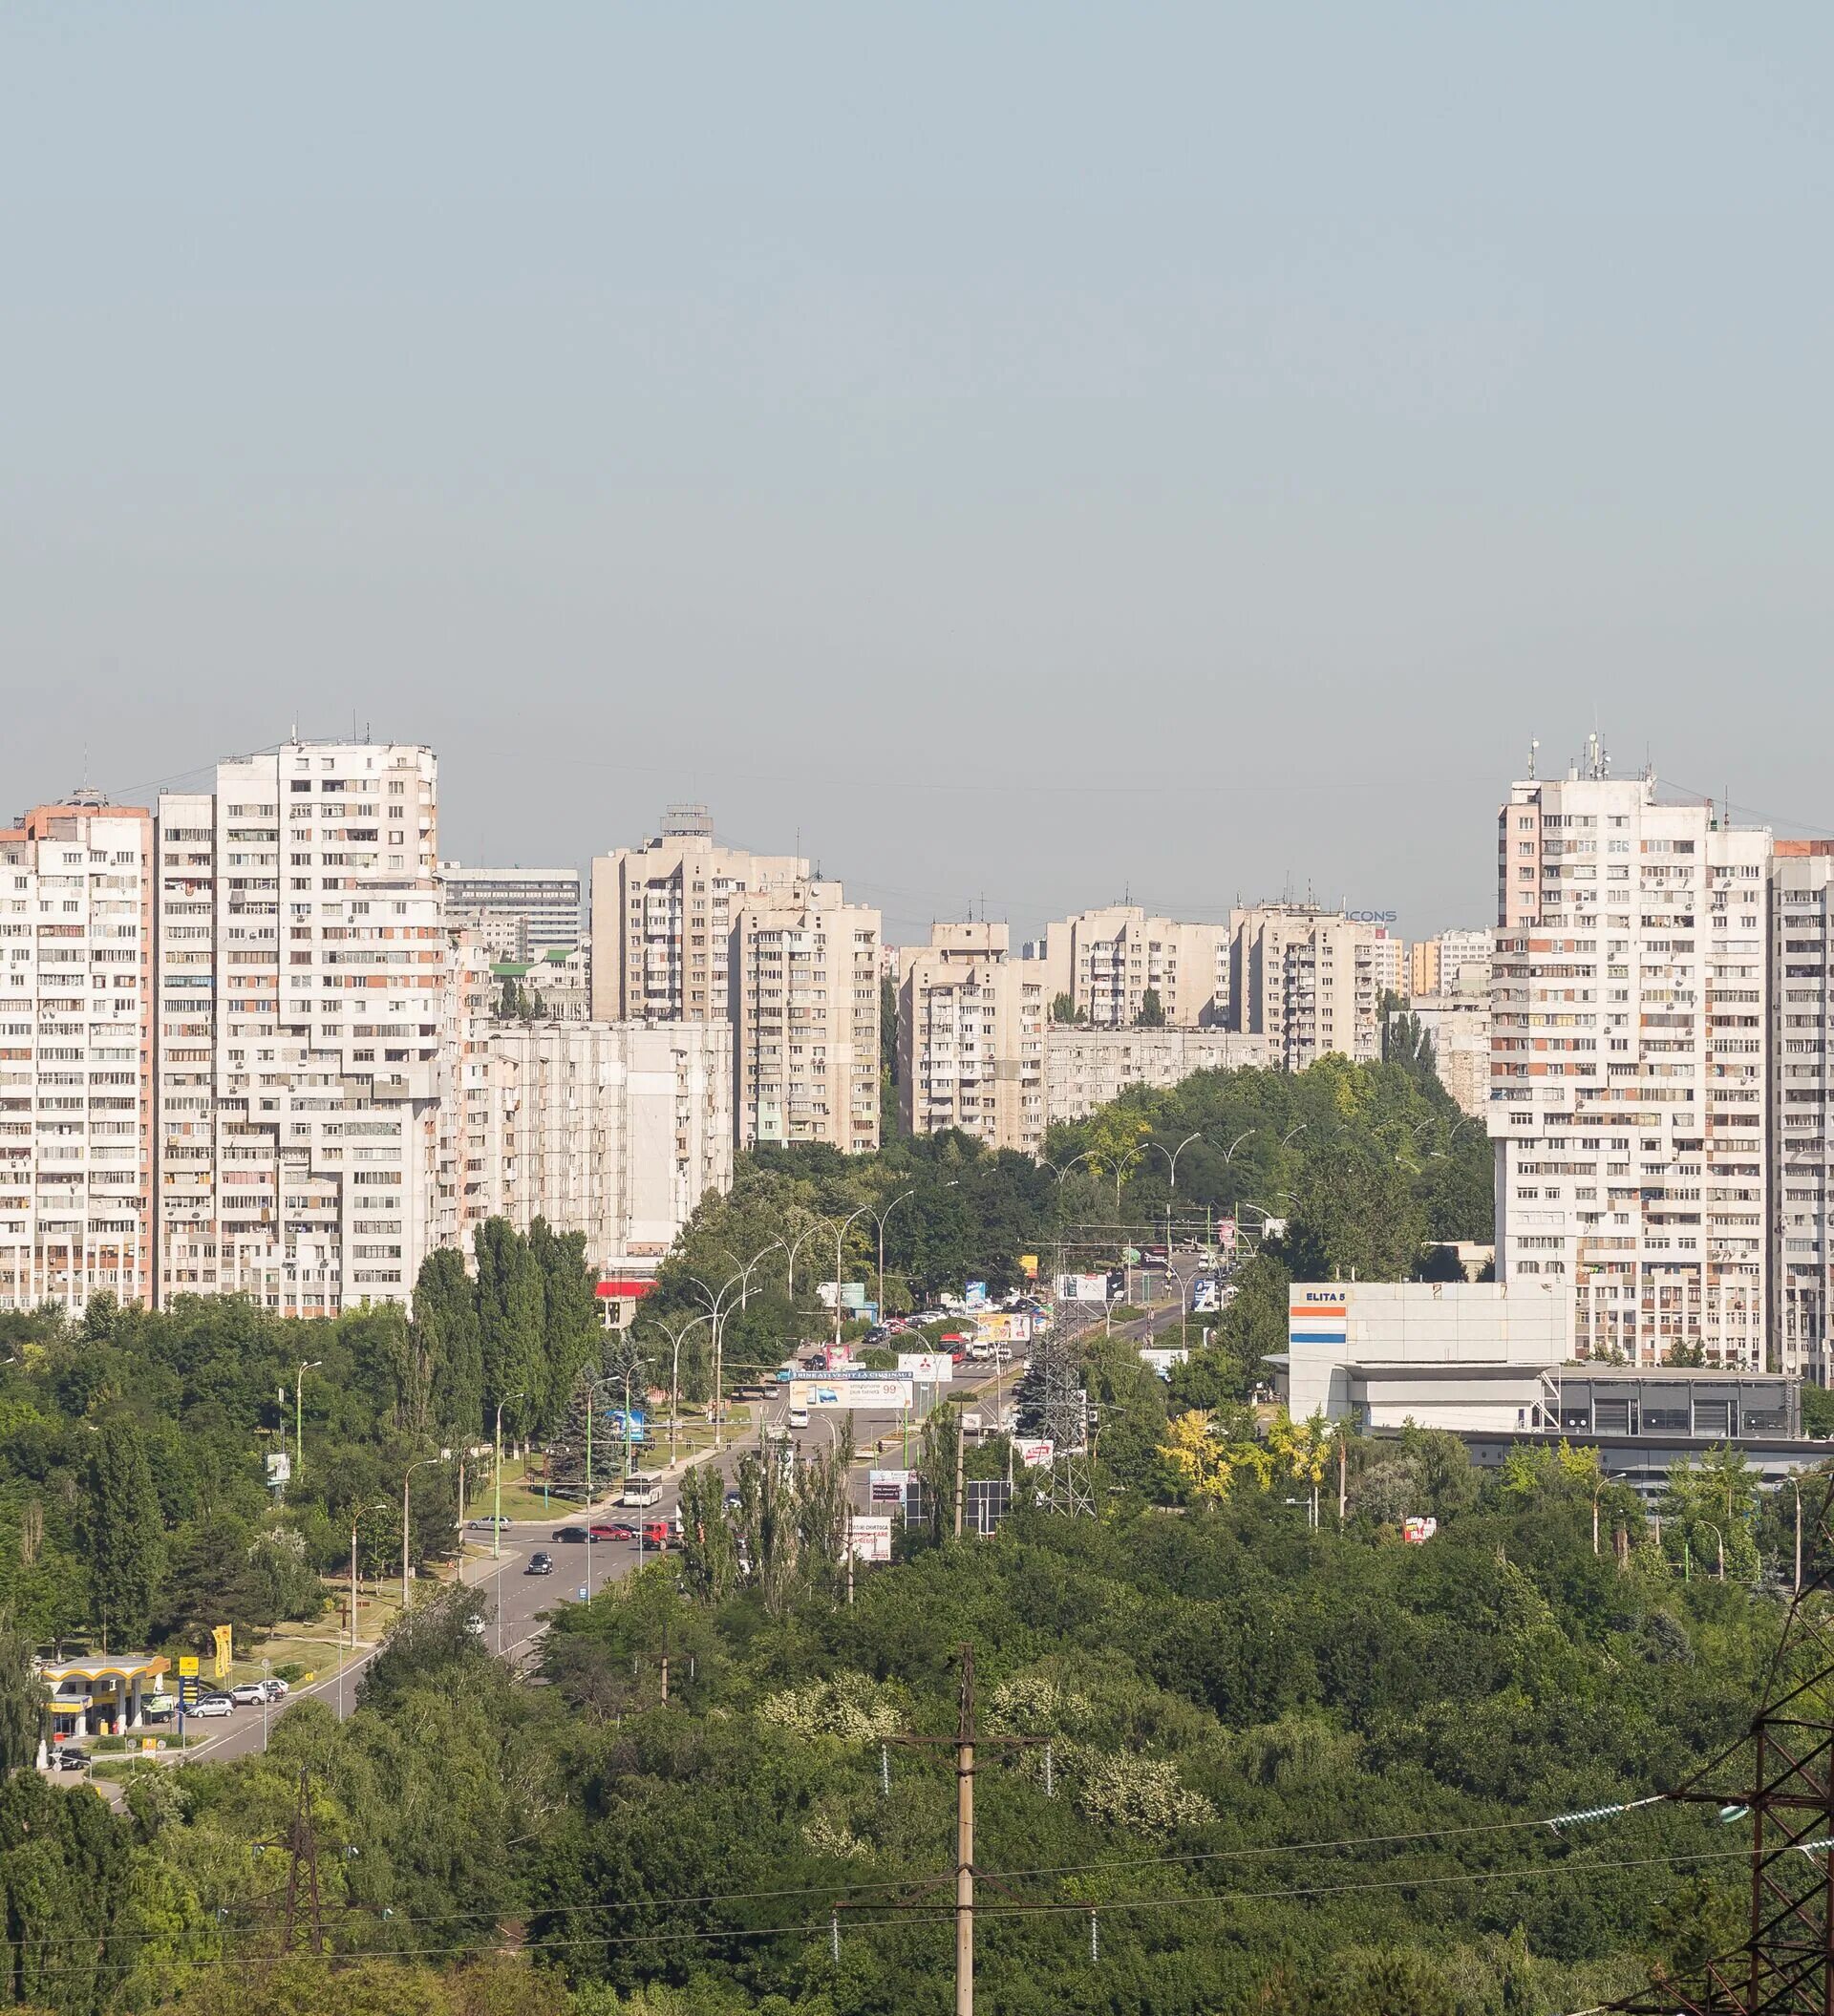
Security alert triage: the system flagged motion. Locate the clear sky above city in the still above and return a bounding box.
[4,4,1832,943]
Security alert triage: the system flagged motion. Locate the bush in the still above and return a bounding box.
[272,1661,306,1685]
[93,1734,127,1752]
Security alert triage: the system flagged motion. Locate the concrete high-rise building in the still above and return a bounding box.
[471,1021,733,1275]
[155,742,446,1317]
[1392,996,1491,1118]
[1032,906,1230,1028]
[1044,1027,1272,1125]
[899,923,1045,1153]
[1490,758,1769,1369]
[732,882,881,1152]
[1411,930,1492,1000]
[587,808,807,1023]
[0,802,154,1315]
[1228,905,1398,1069]
[1770,841,1834,1382]
[439,863,582,959]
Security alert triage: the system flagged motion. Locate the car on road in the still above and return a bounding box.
[724,1489,742,1511]
[229,1683,267,1707]
[467,1516,513,1531]
[787,1404,810,1428]
[191,1694,233,1718]
[524,1550,555,1575]
[54,1746,90,1772]
[589,1521,636,1542]
[638,1519,672,1550]
[259,1678,288,1702]
[550,1525,589,1544]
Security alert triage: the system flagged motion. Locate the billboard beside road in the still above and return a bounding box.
[974,1312,1032,1345]
[1056,1273,1112,1303]
[868,1469,912,1507]
[1013,1437,1055,1468]
[897,1352,953,1383]
[848,1516,894,1562]
[789,1378,912,1411]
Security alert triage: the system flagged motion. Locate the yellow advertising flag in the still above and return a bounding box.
[211,1624,233,1680]
[1019,1254,1039,1280]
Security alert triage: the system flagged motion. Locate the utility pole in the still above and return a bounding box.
[953,1412,966,1540]
[954,1648,974,2016]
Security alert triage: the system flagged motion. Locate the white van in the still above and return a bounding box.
[788,1404,810,1429]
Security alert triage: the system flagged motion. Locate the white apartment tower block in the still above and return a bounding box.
[155,742,444,1317]
[899,923,1045,1154]
[1490,763,1769,1369]
[0,804,154,1315]
[1771,842,1834,1382]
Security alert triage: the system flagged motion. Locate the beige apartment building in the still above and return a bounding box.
[1229,905,1399,1069]
[155,742,445,1317]
[733,882,881,1153]
[588,807,807,1022]
[1391,995,1491,1117]
[1770,842,1834,1382]
[899,923,1045,1153]
[470,1020,732,1275]
[1032,905,1229,1028]
[1410,930,1492,1000]
[0,802,154,1316]
[1044,1028,1272,1124]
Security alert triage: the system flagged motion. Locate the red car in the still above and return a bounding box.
[588,1521,636,1542]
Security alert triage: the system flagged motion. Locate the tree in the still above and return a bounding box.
[475,1220,547,1440]
[413,1246,484,1445]
[88,1415,164,1645]
[1279,1149,1428,1283]
[531,1220,599,1435]
[0,1614,41,1772]
[1159,1409,1270,1501]
[1136,987,1166,1028]
[1051,992,1083,1025]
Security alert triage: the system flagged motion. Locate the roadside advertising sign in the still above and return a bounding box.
[965,1282,989,1309]
[897,1351,953,1383]
[1139,1348,1189,1379]
[974,1312,1032,1345]
[789,1377,913,1411]
[1056,1273,1111,1303]
[1402,1517,1439,1545]
[1018,1253,1039,1279]
[1013,1437,1055,1468]
[1192,1278,1221,1314]
[848,1516,894,1563]
[868,1469,912,1506]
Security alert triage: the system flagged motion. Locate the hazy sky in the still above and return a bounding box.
[4,5,1832,944]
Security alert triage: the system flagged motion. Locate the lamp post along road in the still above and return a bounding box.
[402,1454,449,1613]
[832,1204,873,1353]
[293,1360,321,1482]
[492,1392,525,1561]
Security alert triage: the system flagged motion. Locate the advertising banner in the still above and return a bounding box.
[974,1312,1032,1346]
[1402,1516,1439,1545]
[1018,1253,1039,1279]
[1056,1273,1111,1303]
[789,1377,913,1411]
[868,1469,912,1506]
[1013,1437,1055,1468]
[965,1281,989,1309]
[1191,1278,1221,1314]
[897,1351,953,1384]
[1139,1348,1189,1380]
[848,1516,894,1563]
[211,1625,233,1681]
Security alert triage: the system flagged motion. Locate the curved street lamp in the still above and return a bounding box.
[402,1453,450,1613]
[1146,1133,1204,1192]
[649,1310,713,1464]
[830,1204,876,1354]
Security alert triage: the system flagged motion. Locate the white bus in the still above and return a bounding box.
[618,1471,663,1510]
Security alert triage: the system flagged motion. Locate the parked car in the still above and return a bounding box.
[229,1683,267,1707]
[589,1521,636,1542]
[524,1550,555,1576]
[191,1694,233,1719]
[550,1525,589,1544]
[54,1746,90,1772]
[259,1677,288,1702]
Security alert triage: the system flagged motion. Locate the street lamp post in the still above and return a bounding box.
[294,1360,321,1482]
[1147,1134,1203,1194]
[493,1391,526,1562]
[831,1205,874,1355]
[1698,1518,1726,1581]
[1791,1475,1804,1593]
[874,1188,916,1325]
[402,1454,449,1614]
[651,1313,712,1465]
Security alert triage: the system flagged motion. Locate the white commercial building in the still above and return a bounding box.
[1491,753,1769,1369]
[155,742,446,1317]
[1044,1028,1272,1124]
[0,802,154,1316]
[1274,1279,1575,1430]
[474,1021,733,1274]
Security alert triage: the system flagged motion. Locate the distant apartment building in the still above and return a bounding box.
[732,882,881,1152]
[155,742,445,1317]
[587,807,807,1022]
[472,1020,732,1274]
[899,923,1045,1154]
[1044,1028,1272,1124]
[1032,906,1230,1028]
[1771,841,1834,1382]
[492,943,591,1024]
[1228,905,1399,1069]
[1392,996,1490,1118]
[439,863,582,960]
[439,928,498,1253]
[1490,756,1769,1369]
[1410,930,1492,1000]
[0,802,154,1315]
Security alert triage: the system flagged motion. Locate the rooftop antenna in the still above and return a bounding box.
[1526,737,1539,781]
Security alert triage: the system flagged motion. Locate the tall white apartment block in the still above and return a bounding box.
[474,1021,733,1271]
[1033,906,1230,1028]
[1228,905,1397,1069]
[1771,842,1834,1382]
[1411,930,1493,1000]
[899,923,1045,1154]
[587,808,807,1022]
[155,742,444,1317]
[1490,761,1769,1369]
[732,882,882,1152]
[439,862,582,959]
[0,804,154,1315]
